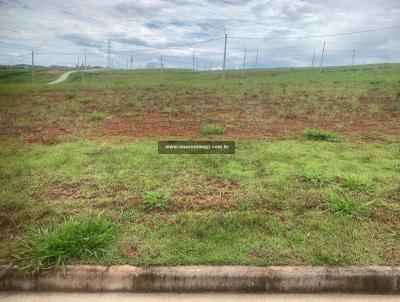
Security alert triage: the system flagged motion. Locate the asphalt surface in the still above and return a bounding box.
[1,292,400,302]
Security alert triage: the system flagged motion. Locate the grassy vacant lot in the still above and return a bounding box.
[0,65,399,271]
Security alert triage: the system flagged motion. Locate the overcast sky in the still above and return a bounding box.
[0,0,399,69]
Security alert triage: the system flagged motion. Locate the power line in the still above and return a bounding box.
[111,37,224,54]
[229,25,400,40]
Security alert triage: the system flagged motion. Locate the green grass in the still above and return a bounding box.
[202,123,223,135]
[340,175,374,193]
[297,168,332,186]
[304,129,340,142]
[326,195,370,217]
[141,190,171,211]
[15,216,114,273]
[0,65,399,269]
[0,139,398,268]
[89,111,106,122]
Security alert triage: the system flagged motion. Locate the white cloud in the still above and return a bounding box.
[0,0,399,68]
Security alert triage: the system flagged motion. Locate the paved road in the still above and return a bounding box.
[47,69,102,85]
[1,292,399,302]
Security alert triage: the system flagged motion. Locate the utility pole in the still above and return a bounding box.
[31,50,35,85]
[107,39,111,68]
[192,51,195,72]
[222,33,227,78]
[311,47,315,67]
[320,41,325,68]
[130,53,133,69]
[255,48,258,69]
[196,59,199,72]
[82,50,86,84]
[241,48,246,77]
[77,55,80,70]
[351,49,356,66]
[160,55,163,81]
[203,59,206,72]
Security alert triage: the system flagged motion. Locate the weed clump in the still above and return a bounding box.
[202,123,223,135]
[141,190,170,211]
[340,175,374,193]
[89,111,106,122]
[297,169,332,186]
[16,216,114,273]
[64,92,77,99]
[326,195,370,217]
[304,128,339,142]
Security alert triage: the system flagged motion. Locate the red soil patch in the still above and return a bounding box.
[92,112,200,138]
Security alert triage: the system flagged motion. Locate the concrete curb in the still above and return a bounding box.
[0,265,399,293]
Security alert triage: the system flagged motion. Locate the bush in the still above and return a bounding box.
[16,216,114,273]
[202,123,223,135]
[141,190,170,211]
[304,128,339,142]
[89,111,106,122]
[326,195,369,217]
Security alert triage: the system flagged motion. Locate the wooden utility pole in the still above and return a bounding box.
[160,55,163,81]
[31,50,35,85]
[241,48,246,77]
[222,33,227,78]
[320,41,325,68]
[255,48,258,69]
[311,47,315,67]
[82,50,86,84]
[192,51,195,72]
[130,53,133,69]
[203,59,206,71]
[351,49,356,66]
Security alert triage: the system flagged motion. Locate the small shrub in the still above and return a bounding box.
[141,190,170,211]
[304,128,339,142]
[297,169,332,186]
[340,175,374,193]
[89,111,106,122]
[326,195,369,217]
[202,123,223,135]
[64,92,77,99]
[16,216,114,273]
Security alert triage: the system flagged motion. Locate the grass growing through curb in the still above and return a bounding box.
[202,123,223,135]
[141,190,171,211]
[16,216,114,273]
[89,111,106,122]
[326,195,370,217]
[304,129,340,142]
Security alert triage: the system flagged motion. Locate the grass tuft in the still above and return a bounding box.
[64,92,77,99]
[326,195,369,217]
[89,111,106,122]
[297,168,332,186]
[202,123,223,135]
[16,216,114,273]
[340,175,374,193]
[141,190,171,211]
[304,128,339,142]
